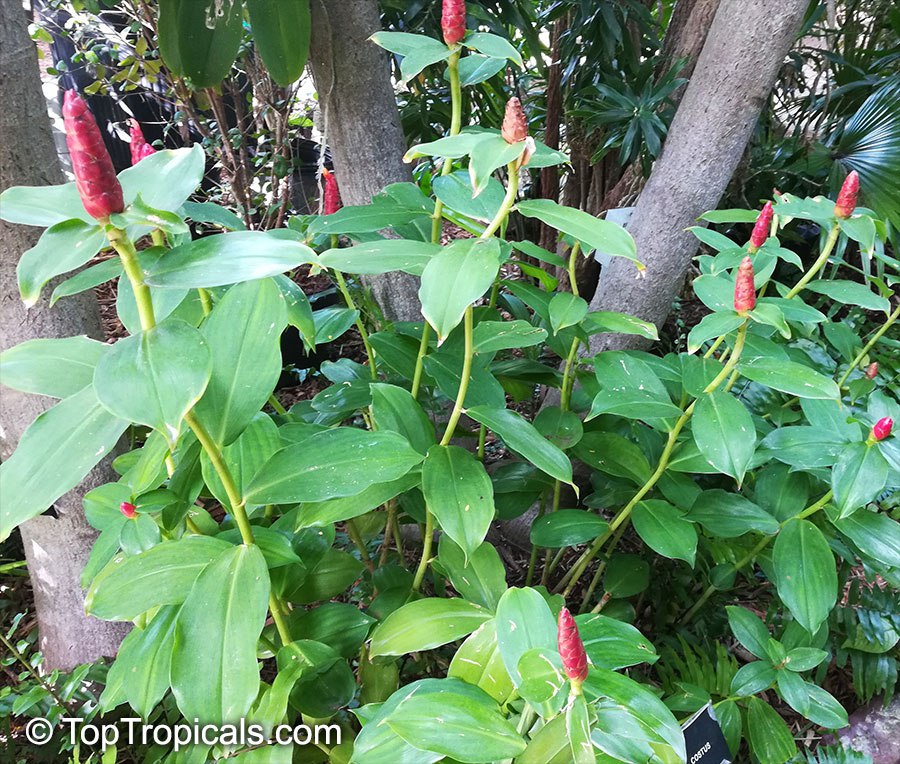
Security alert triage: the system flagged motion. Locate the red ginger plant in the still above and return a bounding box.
[733,256,756,313]
[441,0,466,46]
[834,170,859,218]
[749,201,773,252]
[129,119,156,164]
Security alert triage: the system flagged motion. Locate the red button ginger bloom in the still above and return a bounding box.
[558,607,588,691]
[501,97,528,145]
[63,90,124,221]
[129,119,156,165]
[119,501,137,519]
[749,201,774,252]
[322,168,342,215]
[834,170,859,219]
[441,0,466,46]
[871,417,893,442]
[865,362,879,380]
[733,256,756,314]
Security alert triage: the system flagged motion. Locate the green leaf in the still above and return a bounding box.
[784,647,828,672]
[495,588,557,686]
[181,200,246,231]
[86,536,231,620]
[144,232,317,289]
[692,391,756,485]
[738,358,840,400]
[469,135,526,195]
[94,320,211,445]
[699,209,761,223]
[246,0,310,86]
[603,554,650,597]
[0,336,107,398]
[369,599,491,656]
[433,170,506,223]
[533,407,583,450]
[473,320,547,352]
[687,489,779,537]
[686,312,744,353]
[831,508,900,569]
[50,258,122,306]
[438,538,507,611]
[467,406,573,485]
[370,31,451,81]
[319,240,440,276]
[746,696,797,764]
[449,621,514,703]
[806,280,890,312]
[455,53,506,86]
[119,146,206,217]
[548,292,588,334]
[0,387,127,541]
[192,279,287,446]
[299,472,421,527]
[831,443,890,518]
[516,199,640,267]
[581,311,658,341]
[632,500,697,564]
[761,426,848,469]
[157,0,243,88]
[386,686,526,762]
[288,603,374,660]
[419,239,502,341]
[423,445,494,560]
[572,432,651,485]
[15,219,106,306]
[171,545,269,725]
[0,182,92,227]
[464,33,523,67]
[732,661,777,696]
[804,684,849,729]
[370,383,436,455]
[530,510,608,548]
[566,694,596,764]
[575,613,657,670]
[774,519,837,634]
[287,549,363,604]
[726,606,770,659]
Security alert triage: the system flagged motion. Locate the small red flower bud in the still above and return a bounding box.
[733,256,756,313]
[865,362,878,380]
[749,201,773,252]
[441,0,466,46]
[322,168,342,215]
[834,170,859,219]
[557,607,588,686]
[872,417,893,442]
[120,501,137,519]
[63,90,124,221]
[501,97,528,145]
[129,119,156,165]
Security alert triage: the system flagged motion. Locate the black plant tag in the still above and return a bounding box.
[682,702,732,764]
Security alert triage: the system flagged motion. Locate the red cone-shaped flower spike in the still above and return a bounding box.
[733,256,756,313]
[834,170,859,219]
[557,607,588,685]
[322,168,342,215]
[63,90,124,220]
[501,97,528,144]
[442,0,466,46]
[872,417,893,442]
[120,501,137,519]
[865,362,878,380]
[129,119,156,165]
[749,201,773,251]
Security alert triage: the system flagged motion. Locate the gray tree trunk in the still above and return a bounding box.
[307,0,421,322]
[0,0,128,669]
[587,0,808,352]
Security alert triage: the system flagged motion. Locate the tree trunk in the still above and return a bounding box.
[307,0,421,322]
[587,0,807,352]
[0,0,128,669]
[538,15,567,252]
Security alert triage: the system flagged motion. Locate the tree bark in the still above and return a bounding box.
[0,0,128,669]
[587,0,807,352]
[307,0,421,322]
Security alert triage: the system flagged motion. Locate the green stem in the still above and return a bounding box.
[411,509,434,592]
[334,269,377,380]
[785,223,840,299]
[411,323,431,400]
[198,288,213,316]
[151,228,166,248]
[107,226,156,330]
[268,394,287,416]
[482,165,520,239]
[346,518,375,572]
[838,301,900,388]
[439,307,474,445]
[580,522,627,612]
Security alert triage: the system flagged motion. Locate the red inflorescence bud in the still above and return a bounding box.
[733,256,756,314]
[120,501,137,519]
[865,362,879,380]
[441,0,467,46]
[129,119,156,165]
[834,170,859,219]
[557,607,589,686]
[749,201,774,252]
[63,90,124,221]
[322,168,342,215]
[501,97,528,145]
[871,417,893,442]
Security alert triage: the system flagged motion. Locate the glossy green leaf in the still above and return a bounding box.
[433,170,506,222]
[494,587,557,686]
[581,310,658,341]
[370,31,452,81]
[448,621,514,703]
[530,510,609,548]
[746,696,797,764]
[319,240,440,276]
[171,545,269,725]
[119,146,206,217]
[572,431,651,485]
[469,135,526,195]
[246,0,310,86]
[548,292,588,334]
[144,232,317,289]
[369,598,491,656]
[738,358,840,400]
[438,538,507,611]
[533,406,583,450]
[774,519,837,634]
[575,613,658,670]
[632,500,697,565]
[687,490,779,537]
[50,258,122,306]
[831,508,900,569]
[419,238,502,340]
[370,383,436,455]
[806,279,890,312]
[467,406,573,485]
[287,549,363,604]
[423,445,494,559]
[299,472,421,527]
[693,391,756,485]
[289,603,374,659]
[114,605,179,719]
[0,336,107,398]
[464,33,523,67]
[831,442,889,518]
[0,181,92,227]
[473,320,547,352]
[94,319,211,445]
[726,606,770,659]
[732,661,777,696]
